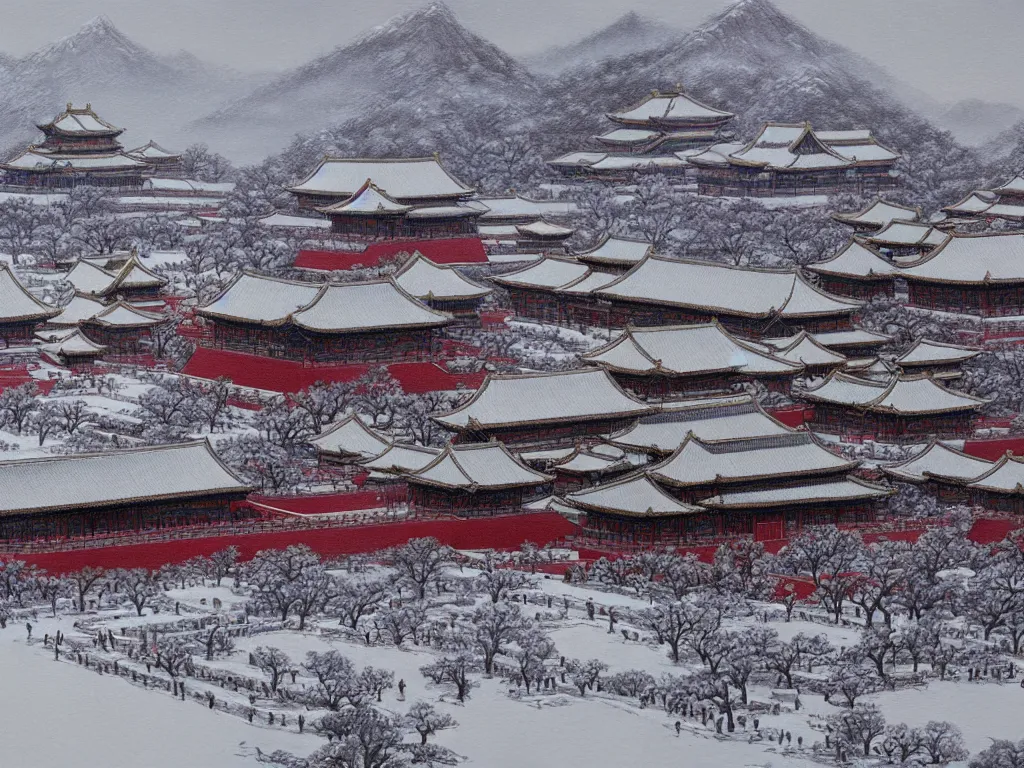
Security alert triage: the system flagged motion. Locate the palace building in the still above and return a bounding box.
[0,104,155,189]
[0,441,252,540]
[591,255,863,338]
[581,322,803,400]
[0,264,60,347]
[310,416,392,467]
[79,301,167,358]
[38,329,106,371]
[432,368,652,448]
[492,256,616,327]
[548,87,735,179]
[574,236,656,273]
[606,394,796,458]
[393,254,492,320]
[126,141,183,177]
[964,454,1024,514]
[404,442,553,517]
[197,272,450,364]
[288,157,480,241]
[805,239,899,299]
[898,232,1024,319]
[761,328,893,359]
[688,123,899,197]
[881,441,994,503]
[65,254,168,302]
[894,338,980,380]
[797,371,987,442]
[861,220,949,258]
[831,199,922,232]
[943,172,1024,224]
[772,331,850,376]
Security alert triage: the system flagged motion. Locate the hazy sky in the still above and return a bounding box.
[0,0,1017,106]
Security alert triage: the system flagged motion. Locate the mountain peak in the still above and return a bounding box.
[30,14,143,60]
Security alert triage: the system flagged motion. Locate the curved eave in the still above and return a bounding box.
[650,461,858,489]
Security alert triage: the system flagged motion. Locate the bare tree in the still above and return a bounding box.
[251,646,292,694]
[404,701,457,745]
[391,538,455,600]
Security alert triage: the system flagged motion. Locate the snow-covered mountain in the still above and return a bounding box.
[0,16,266,157]
[190,2,540,163]
[523,12,679,75]
[934,99,1024,146]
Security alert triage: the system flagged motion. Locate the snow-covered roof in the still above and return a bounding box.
[290,279,450,333]
[319,180,412,215]
[896,338,981,367]
[776,331,848,367]
[0,264,59,323]
[394,254,492,301]
[361,443,440,473]
[968,454,1024,494]
[309,416,392,460]
[0,441,249,515]
[764,329,893,351]
[492,257,591,290]
[547,152,608,168]
[407,443,552,490]
[127,141,179,160]
[806,239,899,279]
[698,476,893,510]
[595,128,660,145]
[39,104,122,136]
[433,368,651,431]
[5,149,147,171]
[608,396,794,453]
[515,220,574,238]
[650,432,855,488]
[552,448,630,475]
[898,232,1024,284]
[991,174,1024,196]
[832,199,922,228]
[49,293,106,326]
[84,301,165,328]
[607,89,734,125]
[472,196,576,220]
[141,178,234,194]
[595,255,861,319]
[588,155,687,171]
[943,192,996,216]
[864,220,949,248]
[39,328,106,359]
[828,143,900,163]
[575,235,654,267]
[107,257,168,292]
[798,372,987,415]
[289,157,473,200]
[882,441,994,484]
[582,322,802,377]
[565,473,700,518]
[404,205,479,219]
[259,213,332,230]
[198,272,321,326]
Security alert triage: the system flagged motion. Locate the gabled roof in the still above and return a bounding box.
[575,235,655,268]
[564,473,700,518]
[4,149,146,171]
[942,192,996,216]
[309,416,392,460]
[198,272,322,326]
[361,443,440,474]
[0,440,249,515]
[65,256,166,298]
[864,220,949,248]
[776,331,848,368]
[582,322,802,378]
[127,140,179,159]
[515,220,574,238]
[595,128,661,145]
[649,432,856,488]
[39,328,107,359]
[406,442,552,490]
[595,255,861,320]
[491,256,591,291]
[607,89,734,126]
[797,371,987,415]
[433,368,652,431]
[318,179,412,215]
[968,453,1024,494]
[806,239,900,279]
[38,103,122,137]
[552,447,631,475]
[84,301,165,328]
[394,254,492,301]
[66,259,118,295]
[289,156,473,200]
[471,195,577,220]
[882,441,994,484]
[106,256,168,293]
[991,173,1024,196]
[0,264,59,323]
[290,279,450,334]
[764,329,893,352]
[697,476,893,510]
[607,395,794,453]
[896,338,981,367]
[832,198,922,228]
[897,232,1024,284]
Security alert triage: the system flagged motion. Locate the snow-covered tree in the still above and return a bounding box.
[403,701,457,745]
[827,703,886,757]
[391,538,455,600]
[251,646,292,693]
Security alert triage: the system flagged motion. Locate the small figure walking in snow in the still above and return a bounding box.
[25,622,32,640]
[675,721,681,737]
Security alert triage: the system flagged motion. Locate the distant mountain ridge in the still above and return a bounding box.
[0,15,267,158]
[523,12,680,75]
